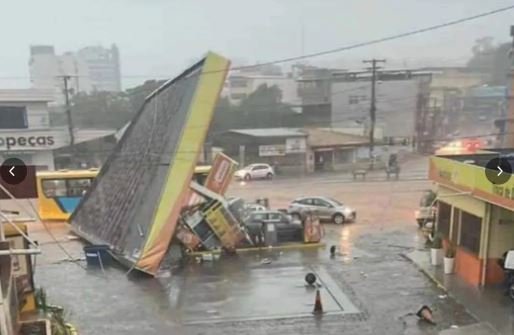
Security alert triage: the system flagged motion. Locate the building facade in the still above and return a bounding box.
[430,151,514,286]
[29,44,121,104]
[0,89,68,170]
[213,128,373,174]
[296,66,346,127]
[331,71,432,144]
[224,73,299,106]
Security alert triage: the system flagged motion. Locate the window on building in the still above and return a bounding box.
[349,95,359,104]
[0,106,28,129]
[334,149,353,163]
[348,95,367,105]
[230,93,247,100]
[437,201,451,238]
[459,211,482,255]
[230,79,248,88]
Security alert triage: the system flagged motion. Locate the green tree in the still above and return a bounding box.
[467,37,513,85]
[51,80,167,130]
[71,91,132,129]
[210,83,299,134]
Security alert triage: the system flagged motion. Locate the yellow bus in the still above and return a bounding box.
[37,166,212,221]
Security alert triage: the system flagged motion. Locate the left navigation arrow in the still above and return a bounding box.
[0,158,27,185]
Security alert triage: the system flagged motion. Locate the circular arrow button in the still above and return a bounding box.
[0,158,27,185]
[485,157,512,185]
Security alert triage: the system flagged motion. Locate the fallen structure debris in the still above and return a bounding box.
[70,52,231,275]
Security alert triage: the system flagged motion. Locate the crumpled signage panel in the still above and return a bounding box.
[71,53,230,275]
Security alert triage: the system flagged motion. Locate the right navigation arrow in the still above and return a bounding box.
[497,166,504,177]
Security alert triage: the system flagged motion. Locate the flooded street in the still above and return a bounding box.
[26,159,477,334]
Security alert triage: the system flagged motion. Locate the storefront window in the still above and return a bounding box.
[459,211,482,255]
[437,201,451,238]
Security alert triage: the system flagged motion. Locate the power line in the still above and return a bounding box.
[1,5,513,83]
[216,4,514,74]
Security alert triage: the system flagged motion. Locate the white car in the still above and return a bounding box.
[234,164,274,181]
[245,203,267,212]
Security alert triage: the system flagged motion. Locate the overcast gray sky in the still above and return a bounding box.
[1,0,513,89]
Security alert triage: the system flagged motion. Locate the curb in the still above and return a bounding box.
[400,253,448,293]
[188,242,326,257]
[401,253,486,329]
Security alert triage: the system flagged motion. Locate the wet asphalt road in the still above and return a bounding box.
[29,158,478,334]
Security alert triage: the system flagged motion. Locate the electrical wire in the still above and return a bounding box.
[1,4,513,82]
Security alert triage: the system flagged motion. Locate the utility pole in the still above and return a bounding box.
[363,59,386,169]
[505,26,514,147]
[58,75,75,166]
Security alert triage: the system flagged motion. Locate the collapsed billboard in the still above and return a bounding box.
[70,52,230,275]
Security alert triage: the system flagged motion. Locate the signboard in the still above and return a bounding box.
[429,156,514,210]
[259,145,286,157]
[286,138,306,153]
[0,129,68,151]
[203,153,238,195]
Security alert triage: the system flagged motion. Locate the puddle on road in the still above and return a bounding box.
[170,264,360,324]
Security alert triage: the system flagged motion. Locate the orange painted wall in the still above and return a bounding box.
[485,258,505,285]
[455,247,482,286]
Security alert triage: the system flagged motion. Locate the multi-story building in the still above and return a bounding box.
[225,74,299,105]
[421,67,487,137]
[0,89,117,170]
[223,65,300,106]
[0,89,67,170]
[75,45,121,92]
[331,71,432,143]
[296,66,346,127]
[29,44,121,104]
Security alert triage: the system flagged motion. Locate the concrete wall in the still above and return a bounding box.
[488,206,514,258]
[32,151,55,170]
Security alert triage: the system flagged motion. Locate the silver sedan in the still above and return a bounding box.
[287,196,356,224]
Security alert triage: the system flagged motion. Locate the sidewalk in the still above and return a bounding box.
[404,249,514,335]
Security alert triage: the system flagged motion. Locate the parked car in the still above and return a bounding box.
[244,210,303,243]
[245,203,267,213]
[415,189,437,229]
[288,196,356,224]
[234,164,274,181]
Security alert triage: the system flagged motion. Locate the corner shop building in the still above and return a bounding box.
[430,151,514,286]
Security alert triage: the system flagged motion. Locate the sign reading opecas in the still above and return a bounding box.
[0,136,55,150]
